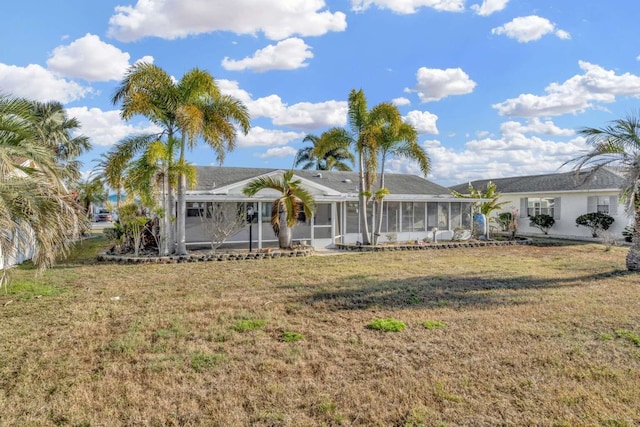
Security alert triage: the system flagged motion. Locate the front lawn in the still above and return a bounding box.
[0,238,638,426]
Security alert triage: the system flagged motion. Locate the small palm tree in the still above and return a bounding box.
[565,112,640,271]
[242,170,316,249]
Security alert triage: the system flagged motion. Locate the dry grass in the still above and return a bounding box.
[1,237,639,426]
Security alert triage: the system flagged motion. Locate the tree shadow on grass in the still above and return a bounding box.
[297,269,631,310]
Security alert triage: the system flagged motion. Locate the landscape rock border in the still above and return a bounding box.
[336,239,531,252]
[97,247,314,264]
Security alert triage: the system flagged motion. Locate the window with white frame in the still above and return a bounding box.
[587,195,618,215]
[527,197,554,217]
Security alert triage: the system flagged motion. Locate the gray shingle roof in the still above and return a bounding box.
[193,166,451,196]
[449,168,624,194]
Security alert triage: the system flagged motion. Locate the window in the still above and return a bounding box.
[437,203,449,229]
[527,198,554,217]
[588,196,617,215]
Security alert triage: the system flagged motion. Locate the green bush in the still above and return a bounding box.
[497,212,512,232]
[529,214,555,235]
[622,225,634,242]
[575,212,615,238]
[368,318,406,332]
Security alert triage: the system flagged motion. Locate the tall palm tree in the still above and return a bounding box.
[242,170,316,249]
[373,117,429,244]
[112,63,250,255]
[313,89,401,245]
[295,133,354,171]
[0,95,87,276]
[565,112,640,271]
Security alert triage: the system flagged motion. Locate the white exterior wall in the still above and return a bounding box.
[492,191,631,239]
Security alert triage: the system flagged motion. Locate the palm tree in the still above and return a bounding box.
[76,176,108,220]
[565,112,640,272]
[242,170,316,249]
[112,63,250,255]
[295,133,354,171]
[373,117,429,244]
[0,94,87,277]
[313,89,402,245]
[29,100,90,183]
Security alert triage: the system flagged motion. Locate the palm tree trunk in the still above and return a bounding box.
[374,159,386,246]
[279,209,292,249]
[626,205,640,271]
[176,137,188,255]
[159,171,170,256]
[358,152,371,245]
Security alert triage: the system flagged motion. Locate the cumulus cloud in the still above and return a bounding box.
[493,61,640,117]
[221,38,313,72]
[471,0,509,16]
[406,66,476,102]
[217,80,348,130]
[392,97,411,106]
[67,107,161,147]
[236,126,305,148]
[0,63,91,103]
[386,120,587,186]
[259,146,299,158]
[491,15,570,43]
[108,0,346,41]
[46,34,132,81]
[351,0,464,14]
[403,110,439,134]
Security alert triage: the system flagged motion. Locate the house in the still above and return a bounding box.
[185,167,477,250]
[450,168,631,239]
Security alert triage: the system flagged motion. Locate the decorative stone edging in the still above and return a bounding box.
[97,247,315,264]
[335,239,530,252]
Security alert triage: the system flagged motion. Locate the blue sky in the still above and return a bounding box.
[2,0,639,186]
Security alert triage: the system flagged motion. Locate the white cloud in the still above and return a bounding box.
[108,0,346,41]
[259,146,298,158]
[222,38,313,72]
[271,100,347,130]
[403,110,439,134]
[471,0,509,16]
[392,97,411,106]
[491,15,570,43]
[0,63,91,103]
[218,79,347,130]
[493,61,640,117]
[351,0,464,14]
[236,126,305,148]
[46,34,132,82]
[67,107,162,147]
[406,66,476,102]
[386,122,587,186]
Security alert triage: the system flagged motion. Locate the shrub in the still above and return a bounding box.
[622,225,634,242]
[529,214,555,235]
[368,318,406,332]
[575,212,615,238]
[497,212,512,232]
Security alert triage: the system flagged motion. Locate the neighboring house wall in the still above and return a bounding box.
[492,191,630,239]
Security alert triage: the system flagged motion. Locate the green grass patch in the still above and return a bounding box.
[190,351,226,372]
[423,320,447,330]
[282,331,304,342]
[615,329,640,347]
[368,318,406,332]
[6,279,63,300]
[232,319,266,332]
